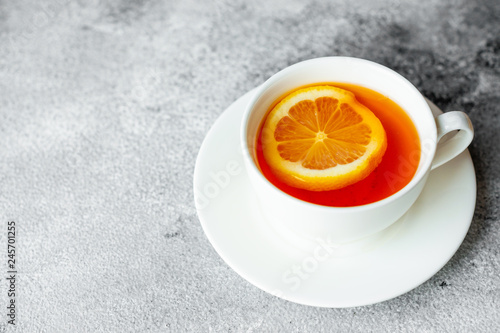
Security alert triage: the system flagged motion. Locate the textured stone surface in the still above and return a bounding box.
[0,0,499,332]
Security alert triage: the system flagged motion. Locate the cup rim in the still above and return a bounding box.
[241,56,437,211]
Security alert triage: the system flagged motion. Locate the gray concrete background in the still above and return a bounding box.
[1,0,499,332]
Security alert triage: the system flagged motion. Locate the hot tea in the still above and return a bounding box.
[256,83,420,207]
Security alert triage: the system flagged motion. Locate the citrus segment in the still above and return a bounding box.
[261,85,387,191]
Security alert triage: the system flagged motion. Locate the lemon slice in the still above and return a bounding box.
[261,85,387,191]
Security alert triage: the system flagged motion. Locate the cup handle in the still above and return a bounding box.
[431,111,474,170]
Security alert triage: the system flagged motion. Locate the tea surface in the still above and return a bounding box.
[256,83,420,207]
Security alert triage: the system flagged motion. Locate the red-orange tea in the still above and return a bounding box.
[256,83,420,207]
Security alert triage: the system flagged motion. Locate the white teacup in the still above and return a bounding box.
[241,57,473,244]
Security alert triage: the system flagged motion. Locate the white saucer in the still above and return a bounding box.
[193,88,476,308]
